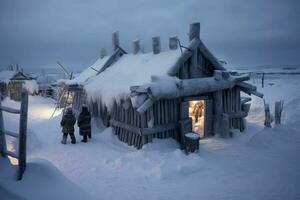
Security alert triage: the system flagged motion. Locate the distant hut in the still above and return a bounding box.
[0,70,15,99]
[0,68,38,101]
[73,22,263,149]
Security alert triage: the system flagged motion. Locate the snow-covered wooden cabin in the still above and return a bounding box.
[0,69,38,101]
[81,22,263,149]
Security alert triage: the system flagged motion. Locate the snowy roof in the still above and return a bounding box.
[85,50,182,108]
[65,56,109,85]
[0,70,15,83]
[10,71,32,80]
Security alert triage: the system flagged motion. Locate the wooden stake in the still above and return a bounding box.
[152,36,161,54]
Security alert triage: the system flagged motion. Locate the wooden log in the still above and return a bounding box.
[169,37,178,50]
[213,90,223,136]
[133,40,140,55]
[152,36,161,54]
[189,22,200,41]
[264,100,272,128]
[112,31,119,51]
[18,90,28,180]
[221,113,230,138]
[204,99,213,137]
[142,122,177,136]
[100,48,107,59]
[275,100,284,125]
[0,100,6,157]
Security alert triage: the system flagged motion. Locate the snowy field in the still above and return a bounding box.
[1,73,300,200]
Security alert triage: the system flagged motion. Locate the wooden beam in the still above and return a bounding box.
[237,82,257,91]
[4,149,18,159]
[241,97,252,104]
[142,122,177,135]
[4,130,19,138]
[167,39,199,75]
[110,119,141,135]
[0,106,20,114]
[198,40,226,71]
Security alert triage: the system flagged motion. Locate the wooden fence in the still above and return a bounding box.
[0,90,28,180]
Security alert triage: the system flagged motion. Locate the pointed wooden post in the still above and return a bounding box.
[152,36,161,54]
[275,100,284,125]
[100,48,107,59]
[0,100,6,157]
[189,22,200,41]
[18,90,28,180]
[112,31,119,51]
[133,40,140,54]
[264,100,272,128]
[169,37,178,50]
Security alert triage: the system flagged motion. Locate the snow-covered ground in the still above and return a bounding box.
[0,73,300,200]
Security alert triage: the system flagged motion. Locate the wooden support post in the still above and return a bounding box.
[204,99,213,137]
[0,100,6,157]
[189,22,200,41]
[264,100,272,128]
[275,100,284,125]
[18,90,28,180]
[100,48,107,59]
[169,37,178,50]
[262,73,265,88]
[133,40,140,55]
[152,36,161,54]
[213,90,223,136]
[221,113,230,138]
[112,31,119,51]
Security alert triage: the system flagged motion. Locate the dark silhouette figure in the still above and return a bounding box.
[78,105,91,143]
[60,107,76,144]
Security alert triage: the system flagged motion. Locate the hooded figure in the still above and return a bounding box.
[77,105,91,143]
[60,107,76,144]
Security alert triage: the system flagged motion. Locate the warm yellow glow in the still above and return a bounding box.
[29,107,62,119]
[8,156,18,166]
[6,141,18,166]
[189,100,205,138]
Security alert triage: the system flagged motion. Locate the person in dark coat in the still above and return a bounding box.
[77,105,91,143]
[60,107,76,144]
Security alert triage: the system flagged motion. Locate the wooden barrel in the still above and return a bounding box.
[184,132,200,153]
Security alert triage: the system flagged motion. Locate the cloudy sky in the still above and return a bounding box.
[0,0,299,71]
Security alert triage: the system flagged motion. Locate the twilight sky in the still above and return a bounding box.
[0,0,299,71]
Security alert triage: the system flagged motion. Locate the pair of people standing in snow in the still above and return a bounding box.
[60,105,91,144]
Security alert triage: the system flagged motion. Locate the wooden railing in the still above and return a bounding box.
[0,90,28,180]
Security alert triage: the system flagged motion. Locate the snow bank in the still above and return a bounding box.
[85,50,181,109]
[0,159,94,200]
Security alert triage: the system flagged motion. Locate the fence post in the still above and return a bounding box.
[275,100,284,125]
[17,90,28,180]
[0,100,6,157]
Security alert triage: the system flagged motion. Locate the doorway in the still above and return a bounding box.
[189,100,205,138]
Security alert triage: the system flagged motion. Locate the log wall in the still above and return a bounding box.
[88,98,180,149]
[222,86,245,131]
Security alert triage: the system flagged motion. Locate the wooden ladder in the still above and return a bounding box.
[0,90,28,180]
